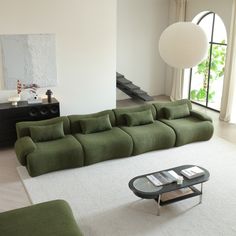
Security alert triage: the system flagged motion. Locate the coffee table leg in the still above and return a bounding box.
[157,194,161,216]
[199,183,203,204]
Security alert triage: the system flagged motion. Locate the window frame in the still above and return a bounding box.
[188,11,227,112]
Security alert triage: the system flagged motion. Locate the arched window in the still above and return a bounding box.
[184,12,227,111]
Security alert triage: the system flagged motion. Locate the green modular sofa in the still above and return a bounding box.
[0,200,83,236]
[14,99,214,177]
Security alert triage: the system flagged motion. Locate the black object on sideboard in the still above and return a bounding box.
[0,98,60,147]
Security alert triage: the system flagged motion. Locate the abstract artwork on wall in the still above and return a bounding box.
[0,34,57,90]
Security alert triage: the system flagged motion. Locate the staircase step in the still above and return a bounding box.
[116,72,153,101]
[132,89,147,95]
[117,77,132,85]
[120,83,140,91]
[116,72,124,78]
[136,93,154,101]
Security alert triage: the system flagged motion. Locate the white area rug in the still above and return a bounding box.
[18,137,236,236]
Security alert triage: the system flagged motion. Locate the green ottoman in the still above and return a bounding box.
[0,200,83,236]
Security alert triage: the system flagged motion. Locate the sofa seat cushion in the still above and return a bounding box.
[160,117,214,147]
[121,121,176,155]
[27,135,84,177]
[0,200,83,236]
[74,127,133,165]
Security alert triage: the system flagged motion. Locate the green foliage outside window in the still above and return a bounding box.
[190,40,226,102]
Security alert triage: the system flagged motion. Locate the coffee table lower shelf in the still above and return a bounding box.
[157,186,202,206]
[155,184,203,215]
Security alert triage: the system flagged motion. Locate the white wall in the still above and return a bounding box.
[117,0,170,100]
[0,0,116,115]
[186,0,233,33]
[165,0,234,96]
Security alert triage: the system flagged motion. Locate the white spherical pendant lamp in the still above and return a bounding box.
[159,22,208,69]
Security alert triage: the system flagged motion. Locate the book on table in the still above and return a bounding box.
[180,166,205,179]
[146,170,178,187]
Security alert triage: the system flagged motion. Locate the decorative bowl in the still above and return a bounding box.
[8,96,20,106]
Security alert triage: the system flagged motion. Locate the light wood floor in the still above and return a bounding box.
[0,96,235,213]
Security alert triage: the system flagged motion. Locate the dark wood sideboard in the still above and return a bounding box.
[0,98,60,147]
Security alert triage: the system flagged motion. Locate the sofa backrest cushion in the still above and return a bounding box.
[30,122,65,142]
[113,104,156,126]
[16,116,71,139]
[163,103,190,120]
[79,114,112,134]
[68,110,116,134]
[153,99,192,119]
[124,109,154,126]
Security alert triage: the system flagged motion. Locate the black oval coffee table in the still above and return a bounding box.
[129,165,210,215]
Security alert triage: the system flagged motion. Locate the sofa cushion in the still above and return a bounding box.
[163,103,190,120]
[27,135,84,177]
[160,117,214,146]
[74,127,133,165]
[30,122,65,142]
[113,104,156,126]
[124,109,154,126]
[16,116,71,139]
[153,99,192,119]
[121,121,176,155]
[79,114,112,134]
[69,110,116,134]
[0,200,83,236]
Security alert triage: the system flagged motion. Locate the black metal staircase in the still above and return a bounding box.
[116,72,153,101]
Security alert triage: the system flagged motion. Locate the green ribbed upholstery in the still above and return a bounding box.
[124,109,154,126]
[113,104,156,126]
[68,110,116,134]
[153,99,192,119]
[79,114,112,134]
[163,103,190,120]
[15,117,84,177]
[160,117,214,146]
[15,136,36,166]
[74,127,133,165]
[14,99,214,177]
[152,99,213,146]
[121,121,176,155]
[30,122,65,142]
[16,116,70,139]
[27,135,84,177]
[190,110,213,122]
[0,200,83,236]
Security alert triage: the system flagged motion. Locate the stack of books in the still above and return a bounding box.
[146,170,178,187]
[180,166,204,179]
